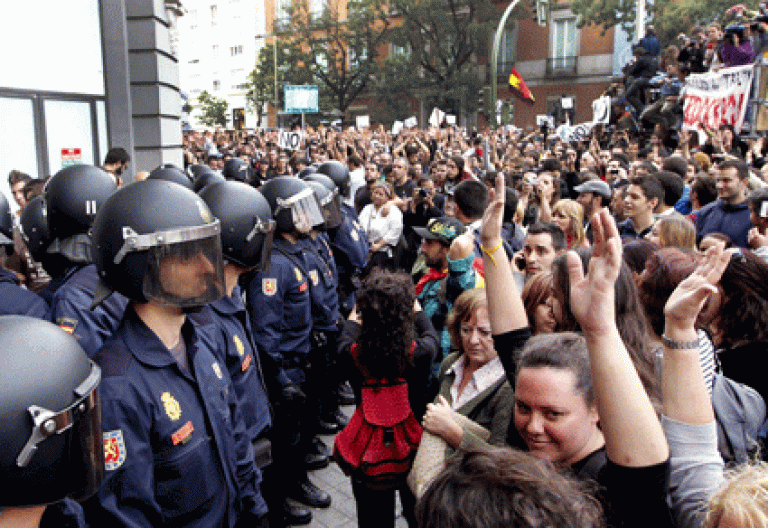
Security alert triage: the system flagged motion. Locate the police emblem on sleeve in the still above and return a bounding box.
[212,362,223,380]
[161,392,182,421]
[309,270,319,286]
[293,267,303,282]
[262,278,277,296]
[350,229,359,241]
[103,430,126,471]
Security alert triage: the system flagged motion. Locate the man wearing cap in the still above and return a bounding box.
[414,217,484,398]
[574,179,612,242]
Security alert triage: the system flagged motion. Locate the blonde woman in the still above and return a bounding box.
[551,199,588,249]
[645,214,696,251]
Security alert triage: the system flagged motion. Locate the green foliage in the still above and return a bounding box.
[243,41,314,125]
[196,90,229,127]
[571,0,761,46]
[385,0,497,120]
[282,0,393,116]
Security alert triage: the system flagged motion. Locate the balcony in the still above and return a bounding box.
[546,56,578,77]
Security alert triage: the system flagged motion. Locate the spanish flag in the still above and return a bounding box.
[509,66,535,104]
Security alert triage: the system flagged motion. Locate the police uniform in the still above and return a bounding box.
[299,233,342,427]
[48,264,129,358]
[328,203,369,315]
[246,237,312,385]
[84,306,267,527]
[0,266,49,318]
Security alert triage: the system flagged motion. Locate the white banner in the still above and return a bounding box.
[278,129,303,151]
[683,64,754,133]
[556,121,596,142]
[355,115,370,129]
[592,96,611,124]
[392,120,404,135]
[404,116,418,128]
[428,107,445,127]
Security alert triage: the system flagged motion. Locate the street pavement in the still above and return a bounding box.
[291,404,409,528]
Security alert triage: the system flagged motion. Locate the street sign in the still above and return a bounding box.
[284,85,319,114]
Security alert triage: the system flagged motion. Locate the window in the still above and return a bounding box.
[274,0,291,31]
[392,42,410,57]
[549,16,577,73]
[213,79,221,91]
[212,44,220,60]
[495,25,517,81]
[210,4,218,26]
[349,46,368,68]
[309,0,325,21]
[230,45,243,56]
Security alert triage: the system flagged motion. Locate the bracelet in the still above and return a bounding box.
[479,240,503,266]
[661,333,699,350]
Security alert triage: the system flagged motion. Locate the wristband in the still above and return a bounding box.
[480,240,503,266]
[661,333,699,350]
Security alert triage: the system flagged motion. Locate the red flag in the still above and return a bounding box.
[509,66,535,104]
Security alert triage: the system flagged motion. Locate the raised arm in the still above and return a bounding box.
[567,209,668,467]
[479,173,528,334]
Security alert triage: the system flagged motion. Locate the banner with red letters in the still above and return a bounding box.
[683,65,754,133]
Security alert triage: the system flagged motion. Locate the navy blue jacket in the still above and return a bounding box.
[193,287,274,444]
[330,204,370,272]
[695,199,753,248]
[299,233,340,332]
[84,307,267,527]
[0,267,49,318]
[246,237,312,384]
[48,264,129,358]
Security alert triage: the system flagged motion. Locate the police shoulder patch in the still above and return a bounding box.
[57,317,78,334]
[350,229,359,241]
[293,267,303,282]
[104,429,127,471]
[309,270,319,286]
[262,278,277,296]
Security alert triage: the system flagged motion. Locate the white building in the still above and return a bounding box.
[176,0,268,129]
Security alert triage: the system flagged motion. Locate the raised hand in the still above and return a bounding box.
[479,172,505,247]
[664,246,734,332]
[566,209,622,336]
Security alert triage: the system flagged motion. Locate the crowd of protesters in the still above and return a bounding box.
[6,12,768,525]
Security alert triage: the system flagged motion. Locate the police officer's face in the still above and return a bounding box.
[159,250,219,301]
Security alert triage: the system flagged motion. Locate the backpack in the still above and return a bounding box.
[333,345,423,489]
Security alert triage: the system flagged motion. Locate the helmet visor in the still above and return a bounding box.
[14,363,104,504]
[142,224,225,308]
[276,188,325,234]
[319,192,343,229]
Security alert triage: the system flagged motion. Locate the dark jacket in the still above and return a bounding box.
[695,199,752,248]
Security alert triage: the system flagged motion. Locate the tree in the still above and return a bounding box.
[385,0,498,120]
[244,41,314,126]
[571,0,761,46]
[282,0,394,117]
[196,90,229,127]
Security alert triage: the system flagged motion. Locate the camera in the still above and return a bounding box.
[417,188,429,199]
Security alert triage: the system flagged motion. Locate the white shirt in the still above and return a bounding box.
[358,203,403,255]
[448,356,506,410]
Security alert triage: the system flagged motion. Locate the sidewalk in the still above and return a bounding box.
[292,404,408,528]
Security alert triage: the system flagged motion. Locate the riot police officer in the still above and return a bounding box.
[197,180,312,526]
[41,165,129,357]
[245,176,332,513]
[82,179,269,527]
[0,193,48,317]
[0,315,103,527]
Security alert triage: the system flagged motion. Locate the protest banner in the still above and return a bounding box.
[683,65,754,133]
[278,129,303,151]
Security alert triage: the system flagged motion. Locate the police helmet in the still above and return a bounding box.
[0,191,13,246]
[303,174,342,229]
[315,160,350,198]
[222,157,255,184]
[19,196,51,262]
[0,315,103,507]
[198,181,275,271]
[192,170,226,193]
[260,176,325,234]
[298,165,318,179]
[91,179,225,307]
[148,165,194,190]
[187,163,216,181]
[44,165,117,241]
